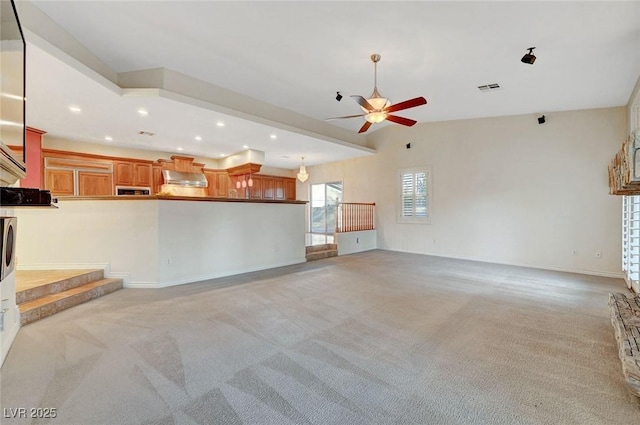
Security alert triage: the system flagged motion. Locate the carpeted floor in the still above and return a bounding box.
[1,250,639,424]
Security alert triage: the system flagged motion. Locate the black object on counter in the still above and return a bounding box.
[0,187,56,206]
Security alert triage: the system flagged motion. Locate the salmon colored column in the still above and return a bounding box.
[22,127,46,188]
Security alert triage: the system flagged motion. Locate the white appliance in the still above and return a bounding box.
[0,217,17,282]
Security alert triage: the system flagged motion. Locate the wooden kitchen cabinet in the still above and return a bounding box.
[274,178,285,199]
[249,176,263,199]
[262,177,275,199]
[78,172,113,196]
[285,178,296,200]
[113,161,133,186]
[152,165,163,194]
[45,168,75,196]
[114,161,152,187]
[133,163,152,187]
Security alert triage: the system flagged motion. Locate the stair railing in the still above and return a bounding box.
[336,202,375,233]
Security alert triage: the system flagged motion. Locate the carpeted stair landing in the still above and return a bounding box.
[16,269,123,326]
[306,243,338,261]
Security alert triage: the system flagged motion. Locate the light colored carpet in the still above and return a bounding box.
[1,250,639,424]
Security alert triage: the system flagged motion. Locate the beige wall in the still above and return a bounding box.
[306,107,626,277]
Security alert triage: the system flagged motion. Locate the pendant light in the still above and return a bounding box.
[297,157,309,182]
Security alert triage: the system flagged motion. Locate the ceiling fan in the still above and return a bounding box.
[327,54,427,133]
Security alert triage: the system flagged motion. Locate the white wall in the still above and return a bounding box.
[306,107,626,277]
[336,230,377,256]
[15,199,306,287]
[16,200,160,283]
[157,200,305,286]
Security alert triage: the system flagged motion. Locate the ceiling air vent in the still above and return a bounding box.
[477,83,501,92]
[138,131,155,136]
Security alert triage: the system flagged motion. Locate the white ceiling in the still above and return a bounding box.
[23,1,640,169]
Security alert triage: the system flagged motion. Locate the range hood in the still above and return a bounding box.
[162,170,208,187]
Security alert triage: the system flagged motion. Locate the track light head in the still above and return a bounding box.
[521,47,537,65]
[336,91,343,102]
[538,115,546,124]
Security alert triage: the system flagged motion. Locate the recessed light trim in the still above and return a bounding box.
[270,134,277,140]
[243,145,249,149]
[137,109,149,116]
[176,147,184,151]
[219,153,226,157]
[69,106,82,113]
[104,136,113,141]
[216,122,225,127]
[195,136,202,141]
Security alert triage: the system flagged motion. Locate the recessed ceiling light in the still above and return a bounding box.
[243,145,249,149]
[216,122,225,127]
[176,147,184,151]
[104,136,113,141]
[69,106,82,113]
[219,153,226,157]
[282,155,290,159]
[137,109,148,116]
[195,136,202,141]
[270,134,277,140]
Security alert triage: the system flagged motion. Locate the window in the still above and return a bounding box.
[623,195,640,291]
[398,167,431,223]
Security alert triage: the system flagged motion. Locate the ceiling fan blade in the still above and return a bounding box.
[384,97,427,113]
[358,121,373,133]
[351,95,375,111]
[385,114,417,127]
[325,114,366,121]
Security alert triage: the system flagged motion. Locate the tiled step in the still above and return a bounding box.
[306,243,338,261]
[19,278,123,326]
[16,269,105,304]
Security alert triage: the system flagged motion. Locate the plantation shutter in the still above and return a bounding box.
[401,171,428,218]
[623,195,640,289]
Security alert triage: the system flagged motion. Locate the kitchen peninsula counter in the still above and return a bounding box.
[54,195,307,204]
[15,197,307,288]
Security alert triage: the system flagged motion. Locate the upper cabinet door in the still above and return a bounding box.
[113,161,133,186]
[133,162,152,187]
[45,168,75,196]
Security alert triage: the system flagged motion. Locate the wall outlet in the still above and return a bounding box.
[356,237,359,244]
[166,258,171,265]
[595,251,602,259]
[572,249,578,256]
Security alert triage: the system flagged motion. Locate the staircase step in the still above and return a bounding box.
[16,269,105,304]
[306,243,338,254]
[306,249,338,261]
[19,278,123,326]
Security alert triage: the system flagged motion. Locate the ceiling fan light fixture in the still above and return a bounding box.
[365,111,387,123]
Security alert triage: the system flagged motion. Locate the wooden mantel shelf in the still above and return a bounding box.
[54,195,307,204]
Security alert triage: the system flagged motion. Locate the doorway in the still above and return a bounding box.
[310,182,343,236]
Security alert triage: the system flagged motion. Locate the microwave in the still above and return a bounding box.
[115,186,151,196]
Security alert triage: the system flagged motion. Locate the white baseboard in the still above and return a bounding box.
[125,257,307,289]
[388,249,625,279]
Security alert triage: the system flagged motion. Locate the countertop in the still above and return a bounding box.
[54,195,307,204]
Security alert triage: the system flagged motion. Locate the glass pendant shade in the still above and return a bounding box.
[242,179,247,188]
[248,177,253,187]
[236,180,241,189]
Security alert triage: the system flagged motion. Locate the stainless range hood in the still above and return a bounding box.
[162,170,208,187]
